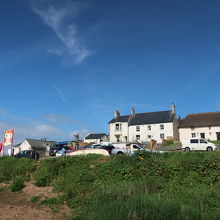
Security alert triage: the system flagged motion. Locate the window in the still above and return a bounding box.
[136,135,140,141]
[191,133,196,138]
[216,132,220,141]
[160,124,164,130]
[148,135,151,139]
[124,136,127,141]
[147,125,151,131]
[200,133,205,139]
[190,139,199,143]
[160,134,164,139]
[200,139,207,144]
[115,123,121,131]
[136,126,140,132]
[133,145,140,149]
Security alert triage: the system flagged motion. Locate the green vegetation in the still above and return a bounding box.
[10,176,26,192]
[1,152,220,219]
[31,196,40,203]
[0,157,35,183]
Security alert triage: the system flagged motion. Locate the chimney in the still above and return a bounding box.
[131,107,135,117]
[171,103,176,114]
[114,110,120,119]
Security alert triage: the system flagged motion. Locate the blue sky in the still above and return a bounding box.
[1,0,220,144]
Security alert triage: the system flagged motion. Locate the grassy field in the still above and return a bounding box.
[1,151,220,219]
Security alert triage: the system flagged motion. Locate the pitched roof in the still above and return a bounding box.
[26,139,55,149]
[109,110,174,125]
[179,112,220,128]
[129,111,174,125]
[85,133,107,140]
[109,115,130,124]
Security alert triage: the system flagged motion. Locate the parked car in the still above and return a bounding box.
[56,146,74,157]
[111,143,144,155]
[49,146,63,156]
[95,145,115,154]
[14,150,40,160]
[181,139,217,152]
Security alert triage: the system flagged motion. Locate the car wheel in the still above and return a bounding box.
[117,152,124,155]
[185,147,190,152]
[207,147,213,152]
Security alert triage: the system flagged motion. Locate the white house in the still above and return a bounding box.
[84,133,109,144]
[13,139,55,155]
[109,104,179,144]
[179,112,220,142]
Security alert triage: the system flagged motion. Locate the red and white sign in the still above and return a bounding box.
[4,130,14,146]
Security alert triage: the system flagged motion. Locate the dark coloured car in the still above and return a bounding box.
[14,150,40,160]
[49,146,63,156]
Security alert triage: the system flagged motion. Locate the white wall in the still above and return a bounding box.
[109,122,129,142]
[19,140,32,151]
[128,122,174,144]
[84,136,109,144]
[179,126,220,142]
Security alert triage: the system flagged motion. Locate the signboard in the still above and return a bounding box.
[3,130,14,156]
[4,130,14,146]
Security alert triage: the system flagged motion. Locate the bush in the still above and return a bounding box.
[10,176,26,192]
[0,157,35,182]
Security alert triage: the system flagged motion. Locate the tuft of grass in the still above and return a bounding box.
[31,196,40,203]
[10,176,26,192]
[40,197,64,206]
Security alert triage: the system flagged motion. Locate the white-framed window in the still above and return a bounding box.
[115,123,121,131]
[136,135,140,140]
[160,134,164,139]
[160,124,164,130]
[148,135,151,139]
[147,125,151,131]
[191,133,196,138]
[136,126,140,132]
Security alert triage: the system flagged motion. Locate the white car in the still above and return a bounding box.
[181,139,217,152]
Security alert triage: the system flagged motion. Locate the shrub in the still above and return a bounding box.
[31,196,40,203]
[10,176,26,192]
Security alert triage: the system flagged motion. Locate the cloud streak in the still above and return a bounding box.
[54,85,66,103]
[31,0,92,63]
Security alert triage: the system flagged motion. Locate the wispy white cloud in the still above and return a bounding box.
[31,0,92,63]
[43,113,89,127]
[0,109,90,144]
[68,129,90,140]
[54,85,66,103]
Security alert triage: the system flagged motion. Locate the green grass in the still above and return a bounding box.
[2,152,220,219]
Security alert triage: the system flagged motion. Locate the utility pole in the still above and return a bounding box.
[74,134,79,150]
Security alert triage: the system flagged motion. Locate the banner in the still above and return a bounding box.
[4,130,14,146]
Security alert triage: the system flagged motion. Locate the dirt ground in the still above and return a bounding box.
[0,183,71,220]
